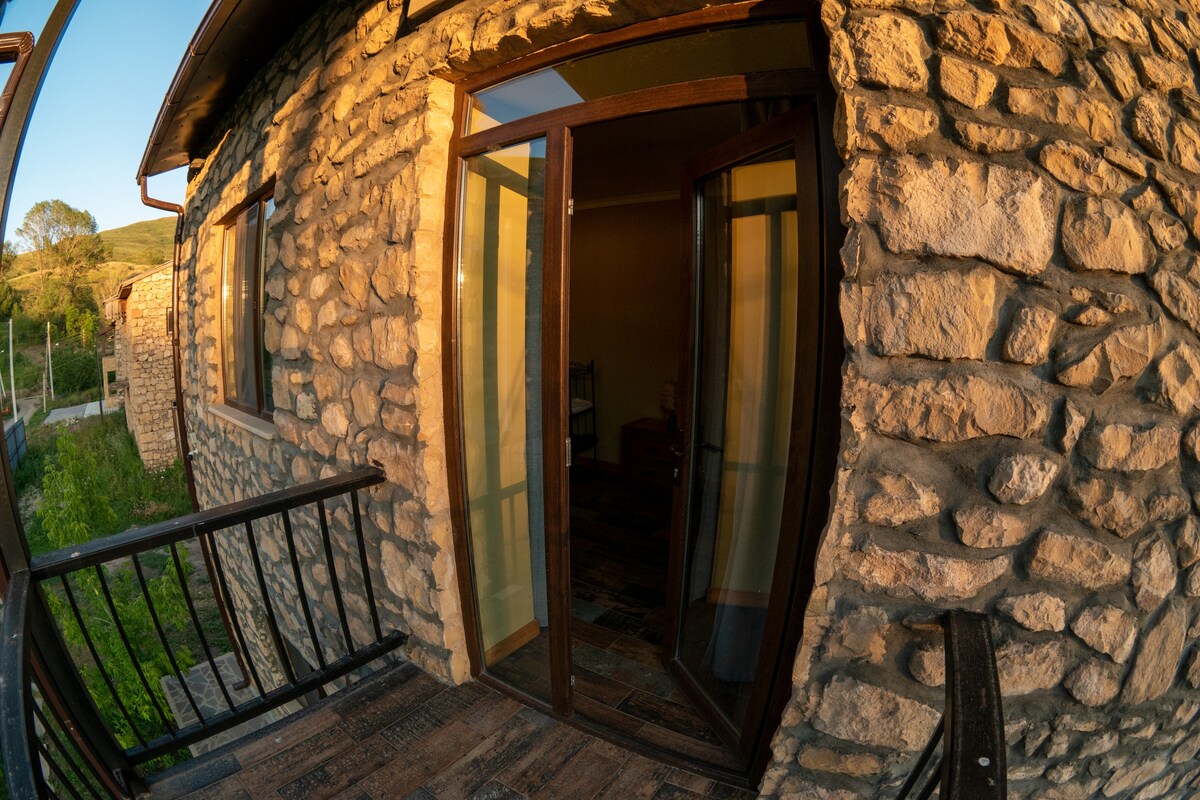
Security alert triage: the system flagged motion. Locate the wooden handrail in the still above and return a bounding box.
[31,466,385,578]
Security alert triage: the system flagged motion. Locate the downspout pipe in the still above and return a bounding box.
[139,173,250,689]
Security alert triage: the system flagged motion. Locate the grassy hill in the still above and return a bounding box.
[10,216,175,304]
[97,216,176,264]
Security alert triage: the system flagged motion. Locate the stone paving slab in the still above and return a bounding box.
[42,400,105,426]
[161,652,300,757]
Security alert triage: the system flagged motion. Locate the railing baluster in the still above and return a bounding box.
[915,757,942,800]
[169,541,237,714]
[207,530,268,697]
[244,519,298,685]
[58,574,148,749]
[896,717,943,799]
[351,490,384,642]
[91,564,176,734]
[131,552,207,726]
[36,739,85,800]
[32,702,105,800]
[317,499,355,654]
[281,508,327,671]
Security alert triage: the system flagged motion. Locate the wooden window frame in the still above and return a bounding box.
[219,181,275,421]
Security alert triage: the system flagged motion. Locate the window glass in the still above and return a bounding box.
[221,194,274,416]
[466,21,811,133]
[458,138,552,701]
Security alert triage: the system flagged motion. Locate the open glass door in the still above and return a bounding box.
[667,109,816,758]
[458,138,554,702]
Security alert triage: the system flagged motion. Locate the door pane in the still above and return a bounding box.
[459,138,551,700]
[679,146,797,731]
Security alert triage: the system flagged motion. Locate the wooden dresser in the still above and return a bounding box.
[620,417,675,489]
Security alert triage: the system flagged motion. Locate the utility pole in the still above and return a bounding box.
[46,320,54,400]
[94,328,104,420]
[8,318,14,424]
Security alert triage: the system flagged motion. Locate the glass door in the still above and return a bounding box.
[667,110,814,757]
[457,138,554,702]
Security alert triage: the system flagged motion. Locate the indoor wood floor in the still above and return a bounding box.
[146,662,754,800]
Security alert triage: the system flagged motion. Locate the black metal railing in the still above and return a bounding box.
[897,610,1007,800]
[2,466,406,799]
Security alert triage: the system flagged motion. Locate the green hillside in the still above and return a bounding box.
[12,215,175,276]
[97,216,176,264]
[9,216,176,305]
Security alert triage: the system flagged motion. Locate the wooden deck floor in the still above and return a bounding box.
[146,661,759,800]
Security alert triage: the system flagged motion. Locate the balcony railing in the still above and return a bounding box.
[897,610,1007,800]
[1,466,406,799]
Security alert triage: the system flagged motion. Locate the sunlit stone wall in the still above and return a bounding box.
[764,1,1200,797]
[111,265,178,470]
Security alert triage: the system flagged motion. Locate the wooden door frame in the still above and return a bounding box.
[440,0,843,783]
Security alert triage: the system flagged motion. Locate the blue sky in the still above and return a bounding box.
[1,0,211,245]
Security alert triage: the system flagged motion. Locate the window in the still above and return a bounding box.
[220,190,274,417]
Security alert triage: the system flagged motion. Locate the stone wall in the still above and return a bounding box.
[763,0,1200,797]
[111,265,177,470]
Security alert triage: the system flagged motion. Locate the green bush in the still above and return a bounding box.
[22,413,191,551]
[37,428,195,764]
[47,345,98,394]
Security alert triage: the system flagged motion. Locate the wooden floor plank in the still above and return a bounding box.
[654,783,708,799]
[334,667,446,741]
[572,664,636,706]
[530,747,619,799]
[707,782,758,799]
[607,635,665,669]
[496,722,591,794]
[178,777,253,800]
[470,780,527,799]
[276,734,397,800]
[459,694,525,735]
[594,754,673,800]
[639,724,742,770]
[236,725,356,798]
[231,706,342,770]
[380,683,492,749]
[573,693,647,738]
[618,691,723,745]
[424,708,555,797]
[665,767,714,794]
[358,720,485,799]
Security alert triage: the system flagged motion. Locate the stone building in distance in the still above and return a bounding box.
[104,263,178,471]
[134,0,1200,795]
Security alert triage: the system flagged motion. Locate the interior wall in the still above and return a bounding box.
[568,199,681,464]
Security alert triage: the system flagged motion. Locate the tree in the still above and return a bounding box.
[65,304,97,348]
[0,281,20,318]
[0,240,15,278]
[15,200,109,318]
